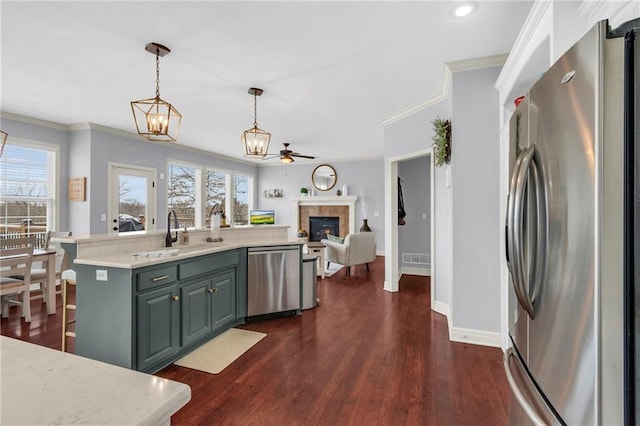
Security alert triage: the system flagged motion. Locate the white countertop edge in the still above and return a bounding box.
[52,225,291,244]
[74,240,304,269]
[1,336,191,425]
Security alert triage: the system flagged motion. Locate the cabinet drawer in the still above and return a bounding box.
[179,250,239,281]
[137,265,178,292]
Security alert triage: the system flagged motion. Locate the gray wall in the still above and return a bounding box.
[450,66,502,332]
[1,117,72,232]
[384,101,451,307]
[1,117,259,236]
[397,156,430,273]
[257,159,385,251]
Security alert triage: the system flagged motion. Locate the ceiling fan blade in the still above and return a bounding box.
[290,153,315,159]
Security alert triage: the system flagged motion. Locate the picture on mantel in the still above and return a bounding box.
[398,176,406,226]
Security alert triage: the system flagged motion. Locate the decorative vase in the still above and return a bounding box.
[360,219,371,232]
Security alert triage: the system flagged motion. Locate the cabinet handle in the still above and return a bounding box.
[208,287,218,293]
[172,295,179,301]
[152,275,170,282]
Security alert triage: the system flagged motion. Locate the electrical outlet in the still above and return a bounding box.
[422,213,427,220]
[96,270,108,281]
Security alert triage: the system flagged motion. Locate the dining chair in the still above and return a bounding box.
[1,236,35,322]
[30,231,72,305]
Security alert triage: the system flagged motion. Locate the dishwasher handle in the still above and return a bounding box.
[248,246,300,255]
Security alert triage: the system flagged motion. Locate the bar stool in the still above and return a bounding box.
[61,269,76,352]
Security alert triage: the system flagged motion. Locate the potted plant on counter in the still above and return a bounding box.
[300,187,309,196]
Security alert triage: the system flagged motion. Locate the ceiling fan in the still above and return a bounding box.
[264,143,315,164]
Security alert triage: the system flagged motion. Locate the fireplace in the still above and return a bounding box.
[309,216,339,242]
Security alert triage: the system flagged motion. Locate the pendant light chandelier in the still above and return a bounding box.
[131,42,182,142]
[0,130,7,157]
[241,87,271,158]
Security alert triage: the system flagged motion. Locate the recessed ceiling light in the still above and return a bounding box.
[451,1,478,18]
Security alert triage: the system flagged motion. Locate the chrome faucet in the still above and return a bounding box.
[166,210,179,247]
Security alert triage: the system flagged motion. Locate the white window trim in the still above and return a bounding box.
[1,136,60,232]
[166,158,255,229]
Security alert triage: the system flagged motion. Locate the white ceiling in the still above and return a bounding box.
[1,1,533,164]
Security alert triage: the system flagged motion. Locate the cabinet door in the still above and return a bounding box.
[212,269,236,329]
[137,284,179,371]
[180,277,212,347]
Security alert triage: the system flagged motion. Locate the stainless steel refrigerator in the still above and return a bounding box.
[504,19,640,424]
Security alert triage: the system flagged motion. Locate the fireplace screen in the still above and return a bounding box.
[309,216,339,242]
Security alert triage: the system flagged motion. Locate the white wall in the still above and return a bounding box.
[257,159,385,251]
[450,66,502,337]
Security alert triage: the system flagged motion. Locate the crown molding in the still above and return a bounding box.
[446,53,508,73]
[381,66,450,127]
[495,0,551,93]
[381,53,506,127]
[257,155,384,167]
[0,111,69,131]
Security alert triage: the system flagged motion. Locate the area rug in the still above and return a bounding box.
[174,328,266,374]
[324,263,345,277]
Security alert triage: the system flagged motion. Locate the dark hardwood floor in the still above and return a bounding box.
[1,257,510,425]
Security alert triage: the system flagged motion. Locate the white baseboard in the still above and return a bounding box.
[376,249,385,256]
[400,266,430,277]
[449,326,502,348]
[431,301,501,348]
[433,300,450,317]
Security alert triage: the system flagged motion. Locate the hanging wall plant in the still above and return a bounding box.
[432,117,451,167]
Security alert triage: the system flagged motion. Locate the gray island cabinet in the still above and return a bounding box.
[74,248,248,373]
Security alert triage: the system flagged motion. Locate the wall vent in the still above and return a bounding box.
[402,253,430,266]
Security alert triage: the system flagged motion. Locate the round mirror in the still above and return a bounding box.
[312,164,337,191]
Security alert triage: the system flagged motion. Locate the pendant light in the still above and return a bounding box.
[131,42,182,142]
[0,130,7,157]
[241,87,271,158]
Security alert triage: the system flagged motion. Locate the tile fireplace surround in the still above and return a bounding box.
[291,195,357,240]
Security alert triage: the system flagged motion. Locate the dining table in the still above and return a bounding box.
[33,248,57,314]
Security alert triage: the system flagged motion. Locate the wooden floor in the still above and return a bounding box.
[1,257,510,425]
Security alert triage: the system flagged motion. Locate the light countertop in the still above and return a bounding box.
[73,240,303,269]
[0,336,191,425]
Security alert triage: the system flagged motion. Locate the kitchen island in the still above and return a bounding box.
[1,336,190,425]
[55,226,302,373]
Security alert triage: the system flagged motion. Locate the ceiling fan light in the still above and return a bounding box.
[242,126,271,158]
[281,155,294,164]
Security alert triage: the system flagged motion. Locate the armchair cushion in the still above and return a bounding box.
[321,232,376,268]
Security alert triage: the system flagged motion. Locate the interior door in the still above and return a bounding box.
[109,164,156,233]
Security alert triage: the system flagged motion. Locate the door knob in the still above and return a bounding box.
[172,295,179,301]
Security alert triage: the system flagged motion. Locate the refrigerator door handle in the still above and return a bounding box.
[511,145,536,318]
[504,347,559,426]
[529,151,547,307]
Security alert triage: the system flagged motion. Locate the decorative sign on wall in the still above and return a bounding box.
[263,189,283,198]
[68,177,87,202]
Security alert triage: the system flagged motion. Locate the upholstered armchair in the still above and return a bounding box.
[321,232,376,277]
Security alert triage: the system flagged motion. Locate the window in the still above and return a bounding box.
[233,174,251,226]
[0,143,57,247]
[167,161,252,228]
[167,163,198,228]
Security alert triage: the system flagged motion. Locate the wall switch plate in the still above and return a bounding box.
[96,270,108,281]
[100,213,107,222]
[422,213,427,220]
[374,211,380,217]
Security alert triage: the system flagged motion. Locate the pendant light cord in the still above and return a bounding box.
[253,93,258,127]
[155,52,161,99]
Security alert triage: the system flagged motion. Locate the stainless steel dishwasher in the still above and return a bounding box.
[247,245,301,317]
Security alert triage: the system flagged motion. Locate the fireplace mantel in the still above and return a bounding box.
[291,195,357,239]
